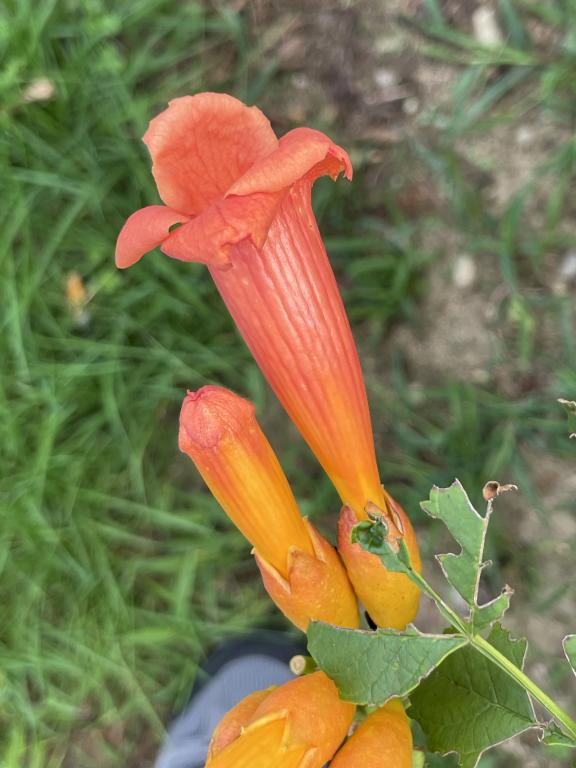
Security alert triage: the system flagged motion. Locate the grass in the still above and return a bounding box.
[1,0,575,766]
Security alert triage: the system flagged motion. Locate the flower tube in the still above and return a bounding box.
[179,385,359,631]
[330,699,412,768]
[116,92,420,627]
[206,672,355,768]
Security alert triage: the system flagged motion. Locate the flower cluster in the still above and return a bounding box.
[117,92,420,766]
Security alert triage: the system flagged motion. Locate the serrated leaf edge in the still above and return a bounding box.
[421,480,508,628]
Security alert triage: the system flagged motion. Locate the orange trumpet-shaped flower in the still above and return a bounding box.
[116,92,383,519]
[179,386,359,631]
[206,672,356,768]
[338,493,421,630]
[116,92,420,627]
[330,699,413,768]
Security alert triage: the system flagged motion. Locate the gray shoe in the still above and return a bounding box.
[155,634,304,768]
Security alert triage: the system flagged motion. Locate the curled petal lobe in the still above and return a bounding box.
[255,518,359,631]
[330,700,412,768]
[227,127,352,197]
[338,496,421,630]
[143,93,278,215]
[115,205,189,269]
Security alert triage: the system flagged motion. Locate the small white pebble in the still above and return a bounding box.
[23,77,55,102]
[374,68,398,89]
[516,125,534,147]
[403,97,420,115]
[292,73,309,90]
[452,254,477,288]
[559,250,576,281]
[472,7,503,47]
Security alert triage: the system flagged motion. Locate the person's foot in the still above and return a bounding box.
[155,632,305,768]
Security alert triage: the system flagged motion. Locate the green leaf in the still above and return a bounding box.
[420,480,510,630]
[307,622,467,706]
[541,722,576,749]
[408,624,536,768]
[421,481,486,605]
[472,586,514,631]
[563,634,576,676]
[424,754,460,767]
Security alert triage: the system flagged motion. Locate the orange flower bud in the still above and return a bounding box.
[330,699,412,768]
[179,386,359,630]
[338,493,421,629]
[207,672,356,768]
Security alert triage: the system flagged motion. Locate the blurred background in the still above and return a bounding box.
[2,0,575,766]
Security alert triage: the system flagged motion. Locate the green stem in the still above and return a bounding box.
[473,634,576,740]
[407,569,468,635]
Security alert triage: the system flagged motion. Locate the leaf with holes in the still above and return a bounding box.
[420,481,511,630]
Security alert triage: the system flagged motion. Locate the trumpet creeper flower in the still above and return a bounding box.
[116,92,385,519]
[330,699,413,768]
[206,672,355,768]
[117,92,420,627]
[179,385,359,631]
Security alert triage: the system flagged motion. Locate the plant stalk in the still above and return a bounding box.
[473,634,576,741]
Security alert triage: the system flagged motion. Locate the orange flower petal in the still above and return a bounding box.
[161,191,284,267]
[143,93,278,215]
[208,689,272,759]
[330,700,412,768]
[255,518,359,631]
[337,496,421,629]
[227,127,351,197]
[115,205,189,269]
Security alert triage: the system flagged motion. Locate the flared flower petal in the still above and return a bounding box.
[179,385,358,630]
[330,700,412,768]
[338,494,421,629]
[255,518,359,631]
[207,672,355,768]
[143,93,278,215]
[227,127,352,197]
[115,205,189,269]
